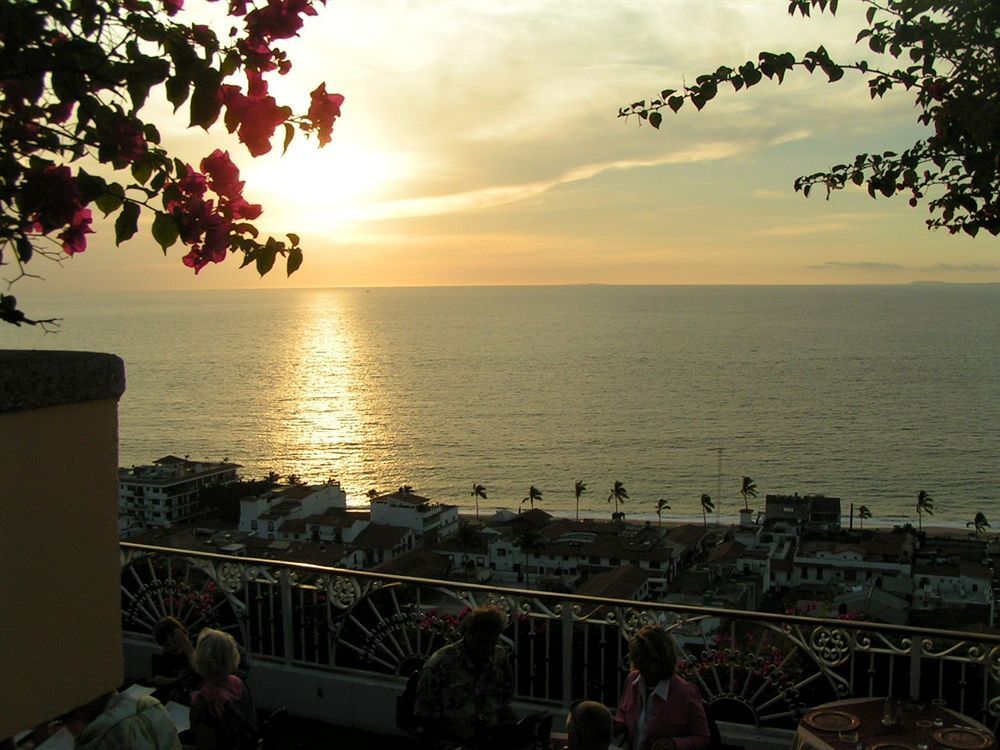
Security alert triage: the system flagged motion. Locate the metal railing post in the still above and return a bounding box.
[909,633,922,701]
[280,569,294,666]
[562,599,573,708]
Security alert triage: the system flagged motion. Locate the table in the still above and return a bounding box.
[29,685,190,750]
[794,697,996,750]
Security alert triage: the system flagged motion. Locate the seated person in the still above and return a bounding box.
[568,700,614,750]
[614,625,710,750]
[62,690,180,750]
[414,606,518,748]
[151,617,199,704]
[189,629,257,750]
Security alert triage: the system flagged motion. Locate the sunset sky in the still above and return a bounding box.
[28,1,1000,296]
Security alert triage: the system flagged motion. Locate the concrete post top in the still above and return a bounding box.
[0,350,126,413]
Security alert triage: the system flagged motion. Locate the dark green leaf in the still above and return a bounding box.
[95,182,125,216]
[256,240,278,276]
[287,233,300,246]
[286,247,303,276]
[189,71,223,129]
[16,237,33,264]
[76,170,107,203]
[649,111,662,129]
[115,202,141,245]
[131,158,153,186]
[165,76,190,112]
[151,212,179,252]
[667,96,684,112]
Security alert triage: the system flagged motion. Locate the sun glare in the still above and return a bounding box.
[241,137,412,236]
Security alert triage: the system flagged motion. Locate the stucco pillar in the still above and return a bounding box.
[0,350,126,742]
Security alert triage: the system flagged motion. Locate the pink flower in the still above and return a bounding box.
[307,83,344,145]
[163,0,183,15]
[176,165,208,198]
[21,165,82,232]
[247,0,319,41]
[201,149,244,199]
[219,82,289,156]
[191,24,215,47]
[48,101,74,124]
[110,118,148,166]
[58,208,93,255]
[224,195,262,221]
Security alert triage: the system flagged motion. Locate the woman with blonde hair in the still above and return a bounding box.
[190,629,257,750]
[614,625,710,750]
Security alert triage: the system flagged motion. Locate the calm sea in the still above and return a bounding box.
[4,285,998,527]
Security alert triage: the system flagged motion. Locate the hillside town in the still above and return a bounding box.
[120,455,999,633]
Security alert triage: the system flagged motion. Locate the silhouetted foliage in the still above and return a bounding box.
[1,0,343,327]
[621,0,999,238]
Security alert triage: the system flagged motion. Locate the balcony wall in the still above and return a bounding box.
[1,351,126,742]
[120,543,1000,741]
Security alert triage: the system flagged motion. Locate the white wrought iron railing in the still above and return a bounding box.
[120,542,1000,732]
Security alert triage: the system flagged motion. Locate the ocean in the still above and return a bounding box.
[4,285,997,528]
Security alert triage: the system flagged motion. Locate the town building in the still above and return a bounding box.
[118,455,240,536]
[369,487,459,539]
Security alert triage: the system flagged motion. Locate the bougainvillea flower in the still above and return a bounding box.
[20,165,82,233]
[237,96,289,156]
[224,196,262,221]
[48,101,75,124]
[58,208,94,256]
[307,83,344,145]
[112,118,148,165]
[201,149,244,199]
[162,0,183,15]
[176,165,208,198]
[247,0,319,41]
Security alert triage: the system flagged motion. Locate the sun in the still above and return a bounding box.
[240,134,413,237]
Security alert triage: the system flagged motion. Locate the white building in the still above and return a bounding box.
[239,481,347,536]
[369,488,459,539]
[912,560,995,627]
[118,455,240,536]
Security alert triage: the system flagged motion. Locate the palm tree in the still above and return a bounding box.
[607,480,628,519]
[858,505,872,531]
[574,480,587,521]
[399,484,413,496]
[265,471,281,484]
[365,488,379,502]
[739,476,758,511]
[522,485,542,510]
[916,490,934,531]
[513,525,546,588]
[454,520,481,573]
[967,512,991,535]
[700,493,714,527]
[655,498,670,527]
[471,483,487,520]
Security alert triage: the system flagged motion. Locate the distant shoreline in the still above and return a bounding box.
[457,508,992,538]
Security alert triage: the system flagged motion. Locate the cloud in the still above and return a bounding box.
[808,261,1000,273]
[330,141,748,224]
[768,130,812,146]
[759,222,849,237]
[807,261,904,270]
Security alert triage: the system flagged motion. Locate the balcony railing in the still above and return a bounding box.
[120,542,1000,735]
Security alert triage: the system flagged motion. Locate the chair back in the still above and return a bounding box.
[256,707,287,750]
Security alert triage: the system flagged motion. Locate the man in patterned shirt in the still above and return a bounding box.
[414,606,517,748]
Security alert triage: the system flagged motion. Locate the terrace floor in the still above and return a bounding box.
[274,715,415,749]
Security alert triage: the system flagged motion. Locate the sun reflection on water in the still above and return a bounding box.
[275,292,369,503]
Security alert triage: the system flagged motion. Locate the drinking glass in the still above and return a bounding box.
[916,719,933,750]
[931,698,948,729]
[882,697,897,727]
